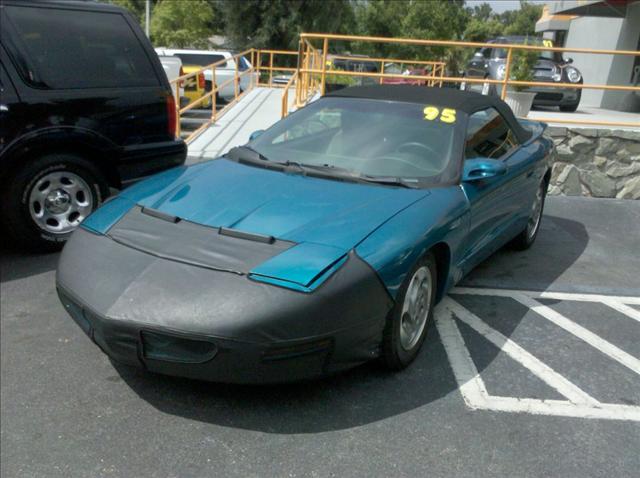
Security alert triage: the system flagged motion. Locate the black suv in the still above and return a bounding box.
[0,0,186,250]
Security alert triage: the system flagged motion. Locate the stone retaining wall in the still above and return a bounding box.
[547,127,640,199]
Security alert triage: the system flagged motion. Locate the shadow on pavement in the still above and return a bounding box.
[114,214,589,433]
[0,244,60,284]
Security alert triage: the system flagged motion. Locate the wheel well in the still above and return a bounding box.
[429,242,451,302]
[1,141,120,190]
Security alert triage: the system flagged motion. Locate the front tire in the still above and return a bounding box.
[2,153,109,251]
[511,180,547,250]
[382,252,437,370]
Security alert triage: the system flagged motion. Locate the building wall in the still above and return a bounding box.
[564,2,640,112]
[602,1,640,112]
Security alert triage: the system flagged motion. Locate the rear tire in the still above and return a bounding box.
[382,252,437,370]
[2,153,109,252]
[511,180,547,250]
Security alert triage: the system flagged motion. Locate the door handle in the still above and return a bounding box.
[526,170,534,178]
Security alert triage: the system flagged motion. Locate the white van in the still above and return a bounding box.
[157,54,186,106]
[155,49,258,102]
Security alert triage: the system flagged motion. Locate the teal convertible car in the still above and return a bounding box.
[57,85,553,383]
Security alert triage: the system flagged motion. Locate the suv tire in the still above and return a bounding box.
[3,153,109,251]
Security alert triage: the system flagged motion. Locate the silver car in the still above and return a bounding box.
[462,36,583,112]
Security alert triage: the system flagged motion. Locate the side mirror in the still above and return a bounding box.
[565,57,573,64]
[463,158,507,182]
[249,129,265,142]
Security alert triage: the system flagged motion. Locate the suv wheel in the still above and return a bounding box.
[3,153,109,251]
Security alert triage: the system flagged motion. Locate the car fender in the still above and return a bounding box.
[355,186,470,300]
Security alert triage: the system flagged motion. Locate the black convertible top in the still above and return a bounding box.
[326,85,532,142]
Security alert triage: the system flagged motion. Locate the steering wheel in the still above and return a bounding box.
[396,142,439,157]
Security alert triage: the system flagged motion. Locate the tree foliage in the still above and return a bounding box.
[218,0,356,51]
[150,0,215,48]
[105,0,544,74]
[502,1,543,37]
[463,1,543,42]
[355,0,467,57]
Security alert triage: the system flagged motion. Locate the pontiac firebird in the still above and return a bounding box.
[56,85,553,384]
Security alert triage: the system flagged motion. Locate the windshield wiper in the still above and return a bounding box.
[280,161,352,175]
[226,145,271,163]
[355,175,418,189]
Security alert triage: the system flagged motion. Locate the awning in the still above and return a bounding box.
[547,0,632,18]
[536,5,577,32]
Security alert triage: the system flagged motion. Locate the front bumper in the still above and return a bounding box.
[56,228,393,384]
[529,85,581,107]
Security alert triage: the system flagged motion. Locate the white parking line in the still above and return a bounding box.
[441,297,599,405]
[436,288,640,422]
[601,299,640,324]
[453,287,640,305]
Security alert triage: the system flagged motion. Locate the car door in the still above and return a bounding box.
[459,108,531,273]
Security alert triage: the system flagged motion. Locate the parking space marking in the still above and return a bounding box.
[436,288,640,422]
[441,297,599,405]
[600,299,640,324]
[454,287,640,375]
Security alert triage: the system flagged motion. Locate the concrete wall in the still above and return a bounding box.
[564,2,640,112]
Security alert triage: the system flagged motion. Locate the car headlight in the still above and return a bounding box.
[496,64,506,80]
[565,66,581,83]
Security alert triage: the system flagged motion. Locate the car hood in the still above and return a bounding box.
[116,158,429,251]
[81,158,429,291]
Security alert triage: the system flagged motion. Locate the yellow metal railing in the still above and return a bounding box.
[281,71,298,117]
[170,48,298,143]
[171,34,638,142]
[327,54,446,87]
[293,32,640,128]
[255,49,298,87]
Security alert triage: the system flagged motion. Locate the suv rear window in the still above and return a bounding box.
[175,54,227,68]
[3,5,159,89]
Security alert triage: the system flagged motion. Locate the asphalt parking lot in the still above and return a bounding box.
[1,196,639,478]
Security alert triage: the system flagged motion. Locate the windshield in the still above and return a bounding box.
[494,38,563,63]
[249,97,464,186]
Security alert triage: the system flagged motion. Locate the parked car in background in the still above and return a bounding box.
[0,0,186,250]
[381,63,428,85]
[327,54,379,73]
[461,36,583,112]
[157,54,186,107]
[155,49,258,104]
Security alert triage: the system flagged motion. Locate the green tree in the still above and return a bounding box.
[219,0,356,51]
[150,0,215,48]
[106,0,159,25]
[355,0,467,58]
[501,1,543,37]
[469,2,493,22]
[463,17,504,42]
